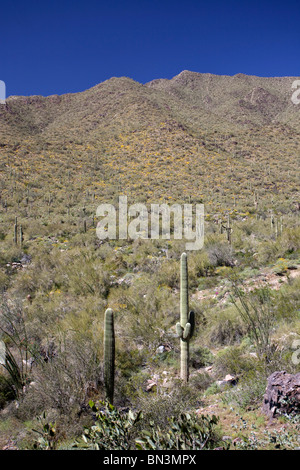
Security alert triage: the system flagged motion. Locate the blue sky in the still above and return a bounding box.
[1,0,299,97]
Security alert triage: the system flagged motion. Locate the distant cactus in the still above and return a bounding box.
[14,217,18,245]
[270,209,274,232]
[104,308,115,404]
[176,253,195,382]
[226,213,232,244]
[20,225,23,247]
[221,213,232,244]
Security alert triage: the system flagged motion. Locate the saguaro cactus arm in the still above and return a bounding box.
[176,322,183,337]
[183,323,191,340]
[176,311,194,341]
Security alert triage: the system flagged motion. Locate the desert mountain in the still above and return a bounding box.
[0,71,299,142]
[0,71,299,213]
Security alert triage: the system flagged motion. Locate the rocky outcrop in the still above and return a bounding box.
[262,371,300,418]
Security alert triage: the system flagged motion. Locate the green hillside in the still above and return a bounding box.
[0,71,299,450]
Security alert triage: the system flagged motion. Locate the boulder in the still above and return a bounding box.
[262,371,300,418]
[216,374,238,390]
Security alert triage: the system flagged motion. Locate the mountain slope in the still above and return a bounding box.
[1,71,299,143]
[147,71,300,128]
[0,71,299,215]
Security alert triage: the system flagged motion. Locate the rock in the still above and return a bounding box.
[21,254,31,265]
[22,357,35,369]
[262,371,300,418]
[216,374,238,389]
[155,343,172,354]
[232,437,243,446]
[145,374,159,392]
[2,441,18,450]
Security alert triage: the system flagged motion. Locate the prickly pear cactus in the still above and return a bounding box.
[176,253,195,382]
[104,308,115,404]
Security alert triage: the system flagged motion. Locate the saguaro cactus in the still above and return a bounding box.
[19,225,23,248]
[104,308,115,404]
[14,217,18,245]
[176,253,195,383]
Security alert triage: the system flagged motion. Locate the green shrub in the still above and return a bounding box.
[74,401,223,451]
[214,345,257,377]
[190,346,214,368]
[75,401,142,450]
[207,305,246,346]
[221,369,267,410]
[136,412,222,450]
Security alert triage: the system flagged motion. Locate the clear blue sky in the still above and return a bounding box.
[1,0,299,97]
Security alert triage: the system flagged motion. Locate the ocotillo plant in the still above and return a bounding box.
[104,308,115,404]
[176,253,195,383]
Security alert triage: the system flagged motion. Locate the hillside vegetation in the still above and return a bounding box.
[0,71,299,450]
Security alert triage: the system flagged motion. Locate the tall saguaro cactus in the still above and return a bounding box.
[176,253,195,383]
[104,308,115,404]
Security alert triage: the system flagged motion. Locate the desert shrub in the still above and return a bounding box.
[136,412,222,450]
[0,270,9,293]
[221,369,267,410]
[206,242,234,268]
[206,305,246,346]
[0,298,33,400]
[275,277,300,321]
[32,411,60,450]
[280,226,300,257]
[256,239,280,266]
[190,346,214,368]
[214,345,258,377]
[156,258,180,289]
[256,226,300,265]
[204,382,221,396]
[0,375,15,409]
[118,273,177,349]
[189,371,214,392]
[22,331,102,417]
[125,239,160,272]
[63,256,110,298]
[75,399,223,451]
[230,283,279,362]
[12,246,58,297]
[131,381,200,431]
[188,251,214,285]
[75,401,142,450]
[116,345,146,379]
